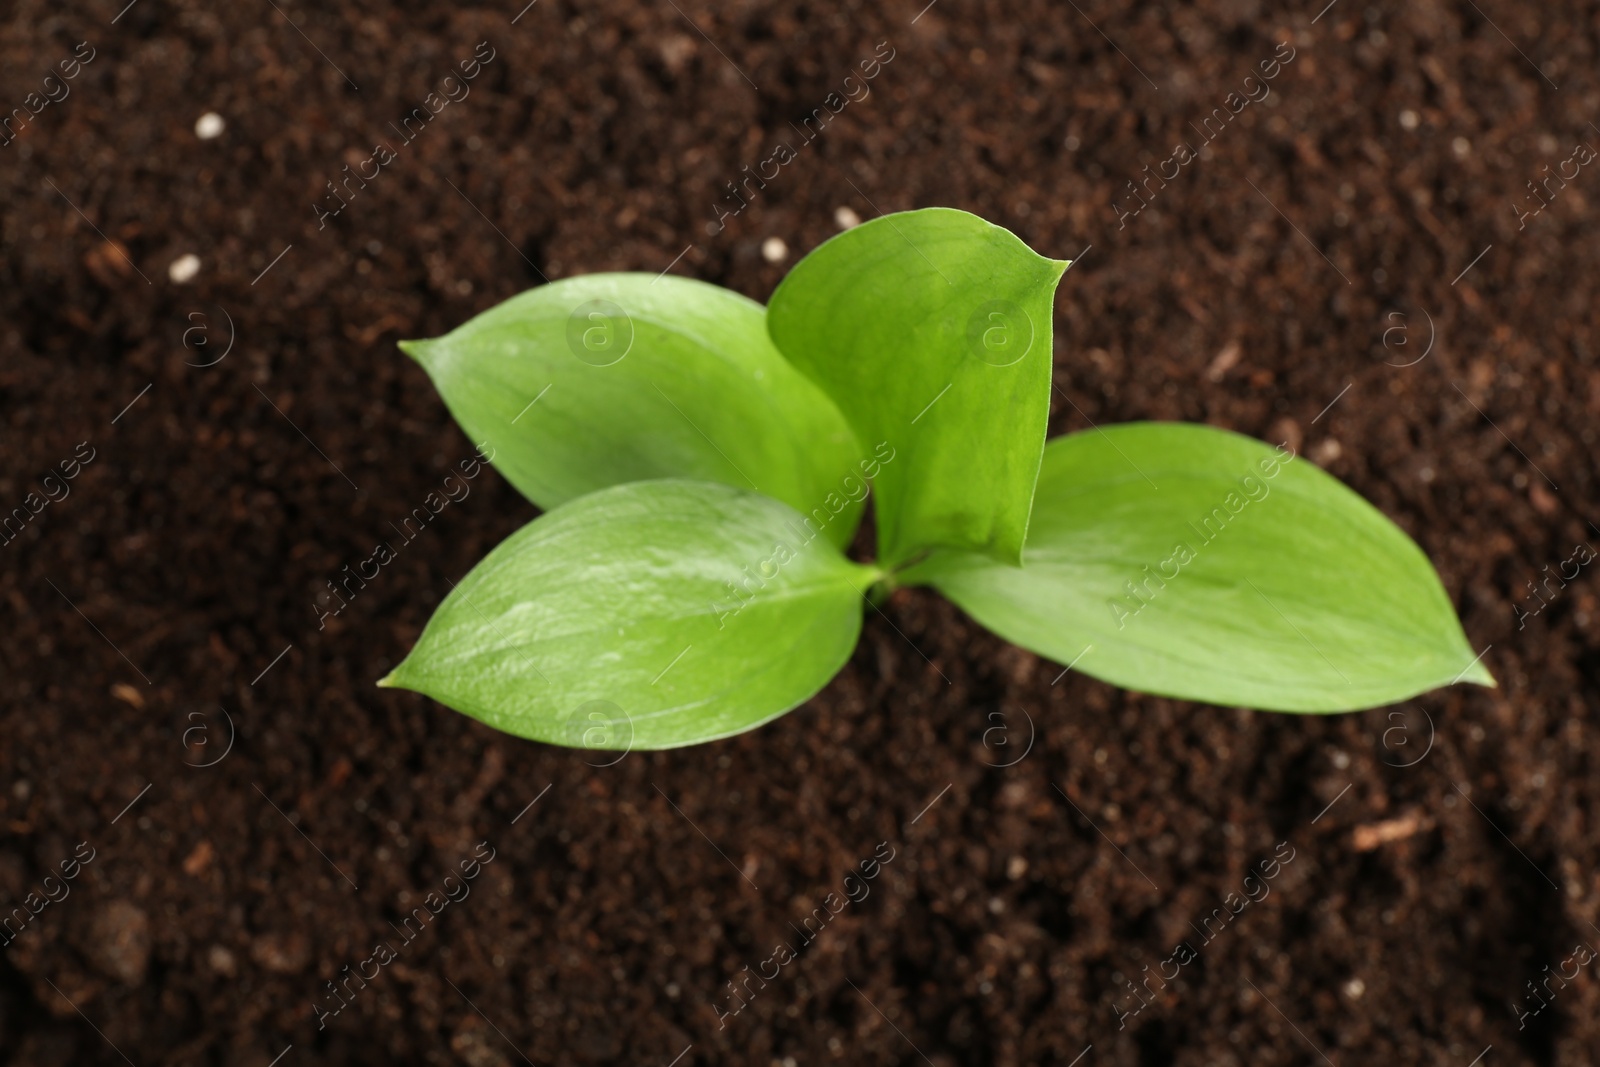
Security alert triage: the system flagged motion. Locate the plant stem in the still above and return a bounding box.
[866,569,898,607]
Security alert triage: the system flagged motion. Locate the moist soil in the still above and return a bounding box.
[2,0,1598,1064]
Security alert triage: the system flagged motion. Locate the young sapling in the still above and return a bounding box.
[381,208,1492,749]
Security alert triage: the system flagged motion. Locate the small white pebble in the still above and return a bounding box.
[1399,109,1419,130]
[1451,137,1470,159]
[168,254,201,283]
[1344,978,1365,999]
[833,206,861,229]
[761,236,788,263]
[194,112,225,140]
[1310,438,1343,464]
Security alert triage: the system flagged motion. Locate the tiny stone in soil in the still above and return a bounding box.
[88,901,151,985]
[168,254,201,283]
[194,112,225,139]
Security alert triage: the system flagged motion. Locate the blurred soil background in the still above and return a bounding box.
[1,0,1598,1063]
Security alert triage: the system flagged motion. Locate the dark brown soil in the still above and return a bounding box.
[2,0,1598,1063]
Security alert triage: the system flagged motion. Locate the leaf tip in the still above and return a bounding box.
[1042,256,1072,291]
[1460,658,1497,689]
[397,338,432,365]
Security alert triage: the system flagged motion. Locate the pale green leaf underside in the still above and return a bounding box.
[381,480,875,749]
[402,274,867,550]
[767,208,1069,567]
[905,423,1493,712]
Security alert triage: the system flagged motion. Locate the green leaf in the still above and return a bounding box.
[401,274,869,550]
[380,479,876,749]
[767,207,1070,567]
[903,423,1492,712]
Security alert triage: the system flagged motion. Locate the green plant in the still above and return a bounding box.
[379,207,1492,749]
